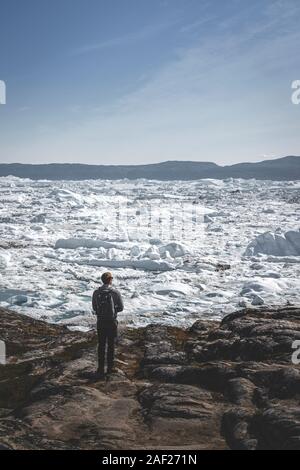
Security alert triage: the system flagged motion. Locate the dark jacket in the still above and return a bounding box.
[92,285,124,318]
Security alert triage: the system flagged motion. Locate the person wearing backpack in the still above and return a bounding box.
[92,272,124,378]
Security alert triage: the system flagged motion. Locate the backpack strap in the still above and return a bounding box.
[95,288,104,315]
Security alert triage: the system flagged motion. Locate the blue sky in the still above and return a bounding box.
[0,0,299,164]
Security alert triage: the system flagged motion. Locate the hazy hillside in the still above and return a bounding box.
[0,156,299,181]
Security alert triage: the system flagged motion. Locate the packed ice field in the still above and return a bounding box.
[0,176,299,331]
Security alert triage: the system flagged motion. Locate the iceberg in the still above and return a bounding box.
[83,258,175,272]
[245,230,300,257]
[55,238,127,250]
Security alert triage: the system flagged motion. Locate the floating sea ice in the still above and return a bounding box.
[0,177,299,329]
[83,258,175,272]
[149,238,162,246]
[142,246,160,260]
[240,278,285,296]
[159,242,187,258]
[204,215,213,223]
[250,263,264,270]
[266,256,300,263]
[130,245,140,257]
[48,188,83,203]
[22,259,37,268]
[208,226,223,233]
[244,230,300,257]
[0,250,10,270]
[239,299,252,308]
[97,247,107,258]
[107,248,118,260]
[161,250,174,262]
[251,294,265,306]
[55,238,125,250]
[208,211,227,218]
[30,214,46,223]
[0,256,7,270]
[9,294,28,305]
[259,271,281,279]
[205,292,224,298]
[31,225,44,232]
[153,282,194,297]
[262,209,275,214]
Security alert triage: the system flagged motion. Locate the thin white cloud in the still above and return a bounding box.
[72,21,176,56]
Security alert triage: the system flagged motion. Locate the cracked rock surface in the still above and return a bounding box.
[0,306,300,450]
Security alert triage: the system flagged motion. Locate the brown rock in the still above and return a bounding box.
[0,306,300,449]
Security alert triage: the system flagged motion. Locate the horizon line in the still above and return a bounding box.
[0,155,298,168]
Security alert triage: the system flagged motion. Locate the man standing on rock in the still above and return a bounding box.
[92,272,124,379]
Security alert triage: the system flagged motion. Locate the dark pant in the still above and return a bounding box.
[97,321,117,374]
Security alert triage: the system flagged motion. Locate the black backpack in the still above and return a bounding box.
[95,288,116,322]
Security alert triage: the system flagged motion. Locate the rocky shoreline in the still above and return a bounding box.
[1,306,300,450]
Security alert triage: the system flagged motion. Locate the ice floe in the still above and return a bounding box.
[83,258,175,272]
[55,238,127,250]
[245,230,300,257]
[153,282,195,297]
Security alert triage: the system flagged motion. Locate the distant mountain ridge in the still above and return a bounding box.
[0,156,299,181]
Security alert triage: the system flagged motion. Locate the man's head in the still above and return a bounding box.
[101,271,113,285]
